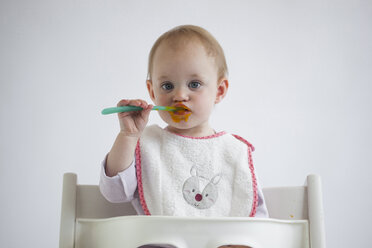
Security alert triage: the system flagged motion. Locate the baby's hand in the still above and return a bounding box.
[116,99,153,137]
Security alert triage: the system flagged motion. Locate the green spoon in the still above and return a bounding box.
[101,105,183,115]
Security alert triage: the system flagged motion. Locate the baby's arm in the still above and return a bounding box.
[255,185,269,218]
[105,99,153,177]
[99,156,138,203]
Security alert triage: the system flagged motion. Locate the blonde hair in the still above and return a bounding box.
[147,25,228,80]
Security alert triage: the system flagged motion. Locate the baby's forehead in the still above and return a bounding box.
[152,42,219,80]
[161,36,213,55]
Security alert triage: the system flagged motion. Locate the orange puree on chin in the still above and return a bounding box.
[169,109,191,123]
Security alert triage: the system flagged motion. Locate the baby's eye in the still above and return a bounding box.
[161,82,174,91]
[188,81,201,89]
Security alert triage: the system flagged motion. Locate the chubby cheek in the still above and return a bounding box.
[152,92,168,106]
[158,111,171,122]
[194,96,215,117]
[193,105,212,121]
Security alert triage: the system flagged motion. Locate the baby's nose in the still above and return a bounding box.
[173,88,189,102]
[195,194,203,202]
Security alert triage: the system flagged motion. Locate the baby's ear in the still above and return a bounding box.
[215,78,229,104]
[146,80,155,101]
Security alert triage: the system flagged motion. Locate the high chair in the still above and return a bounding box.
[59,173,326,248]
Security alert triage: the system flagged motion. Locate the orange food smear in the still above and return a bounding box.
[169,110,191,123]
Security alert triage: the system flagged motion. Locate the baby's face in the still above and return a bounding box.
[147,40,225,135]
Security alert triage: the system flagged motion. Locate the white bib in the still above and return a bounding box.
[135,125,258,217]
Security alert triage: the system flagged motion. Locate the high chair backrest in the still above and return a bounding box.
[59,173,326,248]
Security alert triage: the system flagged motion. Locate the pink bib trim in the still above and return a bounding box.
[165,129,227,140]
[232,134,258,217]
[135,140,151,215]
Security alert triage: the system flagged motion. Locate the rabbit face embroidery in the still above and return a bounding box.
[182,166,221,209]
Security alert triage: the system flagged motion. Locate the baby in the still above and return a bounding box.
[100,25,268,247]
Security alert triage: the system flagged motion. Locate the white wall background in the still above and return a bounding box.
[1,0,371,247]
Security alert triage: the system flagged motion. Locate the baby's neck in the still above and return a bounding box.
[165,125,215,138]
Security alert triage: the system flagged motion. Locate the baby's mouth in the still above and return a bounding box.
[173,104,191,115]
[169,104,192,123]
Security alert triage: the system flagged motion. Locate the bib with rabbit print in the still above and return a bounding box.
[135,125,258,217]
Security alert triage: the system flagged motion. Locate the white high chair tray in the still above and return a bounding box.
[60,173,326,248]
[75,216,309,248]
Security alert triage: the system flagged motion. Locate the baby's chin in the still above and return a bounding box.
[159,112,192,126]
[163,118,193,130]
[162,116,214,136]
[160,117,195,133]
